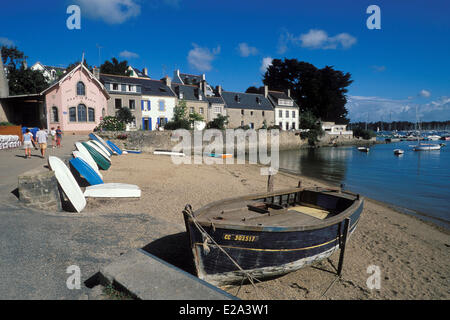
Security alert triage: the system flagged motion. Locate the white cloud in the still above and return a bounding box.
[260,57,273,73]
[74,0,141,24]
[0,37,14,46]
[237,43,258,57]
[346,95,450,122]
[187,44,220,72]
[278,29,356,52]
[419,89,431,98]
[371,65,386,72]
[163,0,181,8]
[119,50,139,59]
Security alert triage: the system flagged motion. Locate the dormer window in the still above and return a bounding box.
[112,83,119,91]
[179,92,184,99]
[256,97,261,104]
[235,95,240,103]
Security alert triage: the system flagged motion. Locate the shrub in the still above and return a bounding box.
[207,114,229,130]
[164,119,191,130]
[353,127,376,140]
[97,116,125,131]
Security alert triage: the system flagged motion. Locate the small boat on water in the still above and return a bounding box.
[183,186,364,287]
[427,135,441,141]
[357,146,370,152]
[394,149,404,155]
[441,136,450,141]
[413,144,441,151]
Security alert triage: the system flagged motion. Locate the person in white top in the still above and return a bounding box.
[50,127,56,148]
[35,127,48,158]
[22,129,35,159]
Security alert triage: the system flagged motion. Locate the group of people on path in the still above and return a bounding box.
[22,126,62,159]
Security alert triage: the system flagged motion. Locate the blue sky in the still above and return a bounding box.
[1,0,449,122]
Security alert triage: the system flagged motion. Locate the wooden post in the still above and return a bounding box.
[267,168,274,192]
[337,218,351,276]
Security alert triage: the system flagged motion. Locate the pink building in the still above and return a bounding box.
[42,63,109,134]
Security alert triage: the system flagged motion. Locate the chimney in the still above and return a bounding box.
[202,74,206,81]
[201,80,207,93]
[93,66,100,80]
[164,75,171,88]
[216,85,222,96]
[143,67,148,76]
[287,89,291,97]
[264,85,268,98]
[0,53,9,98]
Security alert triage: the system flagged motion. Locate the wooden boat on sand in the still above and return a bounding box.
[183,186,364,287]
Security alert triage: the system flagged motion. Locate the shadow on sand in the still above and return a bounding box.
[141,232,197,276]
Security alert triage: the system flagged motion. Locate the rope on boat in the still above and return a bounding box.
[183,204,261,296]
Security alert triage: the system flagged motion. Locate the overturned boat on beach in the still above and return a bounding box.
[183,186,364,287]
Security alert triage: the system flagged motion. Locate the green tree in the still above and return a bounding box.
[263,58,352,124]
[188,111,204,127]
[173,100,187,121]
[100,57,131,76]
[66,60,92,74]
[164,100,191,130]
[1,45,48,95]
[207,114,229,130]
[116,107,135,125]
[299,110,324,146]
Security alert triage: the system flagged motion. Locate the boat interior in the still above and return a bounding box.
[197,189,358,228]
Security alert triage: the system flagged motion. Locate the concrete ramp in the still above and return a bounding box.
[98,249,237,300]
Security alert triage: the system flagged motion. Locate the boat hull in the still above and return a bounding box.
[184,195,363,287]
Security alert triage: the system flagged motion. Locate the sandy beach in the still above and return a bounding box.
[85,153,449,300]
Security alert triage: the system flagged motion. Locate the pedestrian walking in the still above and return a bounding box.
[50,127,56,148]
[55,126,63,148]
[36,127,48,158]
[22,129,35,159]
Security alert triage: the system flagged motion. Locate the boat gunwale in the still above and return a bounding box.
[187,187,364,232]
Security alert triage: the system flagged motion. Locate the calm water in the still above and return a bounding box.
[279,140,450,228]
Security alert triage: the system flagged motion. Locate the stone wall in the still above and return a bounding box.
[18,166,62,211]
[98,129,307,153]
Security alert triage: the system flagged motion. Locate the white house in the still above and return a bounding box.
[266,86,299,130]
[321,122,353,135]
[140,77,177,130]
[30,62,66,83]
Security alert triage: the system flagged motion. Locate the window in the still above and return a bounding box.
[250,111,254,116]
[235,95,240,103]
[159,117,167,126]
[199,107,204,114]
[69,107,76,122]
[112,83,119,91]
[241,109,244,115]
[159,100,165,111]
[279,110,283,118]
[285,122,289,130]
[279,122,283,128]
[76,81,85,96]
[285,110,289,118]
[88,107,95,122]
[129,99,135,110]
[190,107,194,114]
[292,122,296,130]
[241,121,244,126]
[262,111,265,117]
[179,92,184,99]
[51,106,59,123]
[77,104,87,122]
[214,106,221,113]
[115,98,122,109]
[250,123,254,129]
[292,111,296,118]
[128,85,135,92]
[102,108,106,118]
[279,99,293,106]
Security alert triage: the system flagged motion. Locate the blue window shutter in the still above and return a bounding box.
[157,118,160,125]
[165,118,168,125]
[141,100,144,110]
[149,117,152,130]
[142,118,145,129]
[147,100,151,110]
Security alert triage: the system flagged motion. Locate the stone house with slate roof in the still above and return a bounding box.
[99,73,176,130]
[171,82,209,122]
[221,90,274,129]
